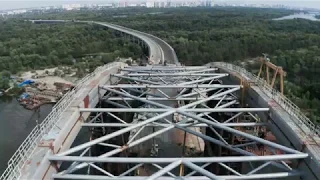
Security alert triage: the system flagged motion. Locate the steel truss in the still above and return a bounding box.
[49,66,308,180]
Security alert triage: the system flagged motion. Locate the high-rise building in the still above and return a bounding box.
[160,1,166,8]
[206,0,215,7]
[154,1,160,8]
[118,1,126,8]
[146,0,154,8]
[166,0,171,7]
[143,0,215,8]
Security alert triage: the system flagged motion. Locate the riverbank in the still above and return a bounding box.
[2,67,79,110]
[19,67,77,90]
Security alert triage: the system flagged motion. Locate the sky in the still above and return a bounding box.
[0,0,319,10]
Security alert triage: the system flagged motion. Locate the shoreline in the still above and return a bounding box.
[4,67,78,110]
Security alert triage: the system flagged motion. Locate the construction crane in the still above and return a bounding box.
[257,54,287,94]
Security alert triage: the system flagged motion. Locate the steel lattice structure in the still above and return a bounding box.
[49,65,308,180]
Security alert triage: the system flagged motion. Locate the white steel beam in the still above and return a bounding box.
[183,161,219,179]
[111,74,161,85]
[220,172,302,179]
[51,173,301,180]
[185,162,211,177]
[151,164,176,178]
[216,100,238,108]
[146,161,181,180]
[179,74,228,85]
[126,73,226,77]
[106,80,303,156]
[118,163,143,177]
[79,108,269,113]
[100,84,240,89]
[57,86,236,172]
[101,86,240,112]
[177,110,304,155]
[179,88,217,98]
[49,154,308,163]
[104,97,236,101]
[218,162,242,176]
[48,64,308,180]
[122,66,211,71]
[98,85,302,154]
[104,83,300,155]
[81,122,268,127]
[57,111,175,156]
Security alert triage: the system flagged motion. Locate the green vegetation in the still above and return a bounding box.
[2,7,320,124]
[271,47,320,123]
[115,8,320,124]
[0,19,143,78]
[0,71,11,90]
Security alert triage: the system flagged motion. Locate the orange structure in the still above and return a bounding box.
[257,56,287,94]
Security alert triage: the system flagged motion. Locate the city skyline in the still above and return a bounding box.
[0,0,319,10]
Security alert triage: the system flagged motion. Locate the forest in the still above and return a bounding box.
[0,19,142,89]
[1,7,320,124]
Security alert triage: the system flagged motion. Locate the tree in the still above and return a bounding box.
[1,70,11,78]
[101,54,114,64]
[0,71,11,90]
[293,63,301,74]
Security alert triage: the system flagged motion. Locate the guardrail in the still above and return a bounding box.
[0,62,124,180]
[212,62,320,159]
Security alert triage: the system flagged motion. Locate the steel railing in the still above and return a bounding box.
[0,62,124,180]
[212,62,320,160]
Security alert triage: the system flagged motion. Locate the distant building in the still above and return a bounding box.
[98,4,113,8]
[119,1,126,8]
[206,0,215,7]
[154,1,160,8]
[128,3,138,7]
[146,1,154,8]
[62,4,81,10]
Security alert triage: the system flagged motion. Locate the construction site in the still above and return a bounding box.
[62,57,298,178]
[17,68,75,110]
[3,20,318,180]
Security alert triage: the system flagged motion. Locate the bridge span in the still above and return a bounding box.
[1,20,319,180]
[30,20,178,65]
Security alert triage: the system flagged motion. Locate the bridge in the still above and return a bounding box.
[1,20,319,180]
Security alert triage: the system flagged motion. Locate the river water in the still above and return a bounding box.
[0,97,52,174]
[273,13,320,21]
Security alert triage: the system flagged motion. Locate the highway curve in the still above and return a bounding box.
[98,22,179,64]
[31,20,179,65]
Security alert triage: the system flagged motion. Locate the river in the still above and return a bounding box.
[273,12,320,21]
[0,96,52,175]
